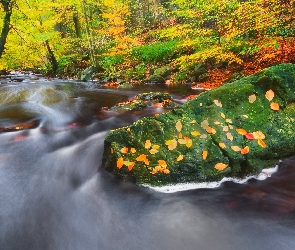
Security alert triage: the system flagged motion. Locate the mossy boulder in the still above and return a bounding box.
[102,63,295,186]
[145,74,165,84]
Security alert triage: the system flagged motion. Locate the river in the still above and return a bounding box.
[0,79,295,250]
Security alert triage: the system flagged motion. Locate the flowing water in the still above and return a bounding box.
[1,79,295,250]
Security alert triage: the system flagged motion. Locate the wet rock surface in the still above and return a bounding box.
[102,63,295,186]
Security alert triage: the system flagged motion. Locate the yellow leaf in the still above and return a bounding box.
[202,150,208,160]
[177,155,184,161]
[253,131,266,140]
[127,128,131,132]
[152,144,160,149]
[226,132,234,141]
[214,163,228,171]
[249,94,257,103]
[223,126,229,132]
[185,138,192,148]
[200,103,203,107]
[191,131,201,136]
[219,142,226,149]
[117,157,124,169]
[265,89,275,101]
[214,99,222,107]
[178,132,183,139]
[214,121,221,125]
[120,147,129,153]
[178,138,187,144]
[149,148,159,154]
[226,119,232,124]
[257,138,266,148]
[130,148,136,153]
[175,121,182,132]
[270,102,280,111]
[190,120,196,124]
[201,119,209,129]
[166,139,177,150]
[243,115,249,119]
[236,128,247,135]
[127,162,135,171]
[241,146,250,155]
[220,113,226,119]
[231,146,241,152]
[145,140,152,149]
[206,126,216,134]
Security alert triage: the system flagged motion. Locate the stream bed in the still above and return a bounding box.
[0,79,295,250]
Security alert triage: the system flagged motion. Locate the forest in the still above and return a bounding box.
[0,0,294,88]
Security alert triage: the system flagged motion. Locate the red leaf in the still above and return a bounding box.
[245,133,255,140]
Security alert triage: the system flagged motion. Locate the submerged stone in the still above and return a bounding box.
[102,63,295,186]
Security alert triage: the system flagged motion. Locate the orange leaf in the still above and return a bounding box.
[219,142,226,149]
[253,131,266,140]
[202,150,208,160]
[241,146,250,155]
[120,147,129,153]
[214,163,228,171]
[236,128,247,135]
[248,94,256,103]
[136,154,149,165]
[117,157,124,169]
[163,169,170,174]
[270,102,280,111]
[245,133,255,140]
[130,148,136,153]
[127,162,135,171]
[175,121,182,132]
[265,89,274,101]
[257,138,266,148]
[206,126,216,134]
[158,160,167,168]
[178,132,183,139]
[177,155,184,161]
[145,140,152,149]
[231,146,241,152]
[110,148,114,154]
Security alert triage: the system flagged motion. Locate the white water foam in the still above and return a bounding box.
[144,165,279,193]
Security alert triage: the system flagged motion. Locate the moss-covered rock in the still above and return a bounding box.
[102,63,295,186]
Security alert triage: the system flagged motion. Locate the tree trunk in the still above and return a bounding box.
[0,0,13,58]
[73,12,81,38]
[45,40,58,75]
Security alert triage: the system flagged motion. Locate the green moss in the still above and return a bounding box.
[102,63,295,186]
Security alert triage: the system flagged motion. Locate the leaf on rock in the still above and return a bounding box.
[249,94,257,103]
[270,102,280,111]
[166,139,177,150]
[177,155,184,161]
[191,131,201,136]
[127,162,135,171]
[178,132,183,139]
[206,126,216,134]
[226,132,234,141]
[190,120,196,124]
[223,126,229,132]
[176,121,182,132]
[214,163,228,171]
[145,140,152,149]
[236,128,247,135]
[253,131,266,140]
[214,121,221,125]
[265,89,275,101]
[225,119,232,123]
[136,154,150,165]
[110,148,114,154]
[257,138,267,148]
[117,157,124,169]
[120,147,129,153]
[245,133,255,140]
[220,113,226,119]
[149,148,159,154]
[130,148,136,153]
[201,119,209,129]
[158,159,167,168]
[243,115,249,119]
[202,150,208,160]
[231,146,241,152]
[219,142,226,149]
[200,134,207,139]
[214,99,222,107]
[241,146,250,155]
[152,144,160,149]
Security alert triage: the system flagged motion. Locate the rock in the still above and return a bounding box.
[102,63,295,186]
[117,82,133,89]
[145,74,165,84]
[81,66,94,81]
[153,66,172,79]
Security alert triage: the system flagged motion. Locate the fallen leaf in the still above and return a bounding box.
[257,138,267,148]
[145,140,152,149]
[200,103,203,107]
[127,128,131,132]
[176,121,182,132]
[178,132,183,139]
[178,138,187,144]
[229,125,234,130]
[152,144,160,149]
[243,115,249,118]
[231,146,241,152]
[200,134,207,139]
[206,126,216,134]
[158,159,167,168]
[191,131,200,136]
[214,163,228,171]
[220,113,226,119]
[241,146,250,155]
[226,132,234,141]
[149,148,159,154]
[214,121,221,125]
[163,169,170,174]
[166,139,177,150]
[202,150,208,160]
[117,157,124,169]
[245,133,255,140]
[214,99,222,107]
[120,147,129,153]
[190,120,196,124]
[223,126,229,132]
[154,114,159,117]
[110,148,114,154]
[236,128,247,135]
[201,119,209,129]
[219,142,226,149]
[177,155,184,161]
[136,154,150,165]
[130,148,136,153]
[265,89,275,101]
[185,138,193,148]
[253,131,266,140]
[270,102,280,111]
[226,119,232,123]
[249,94,257,103]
